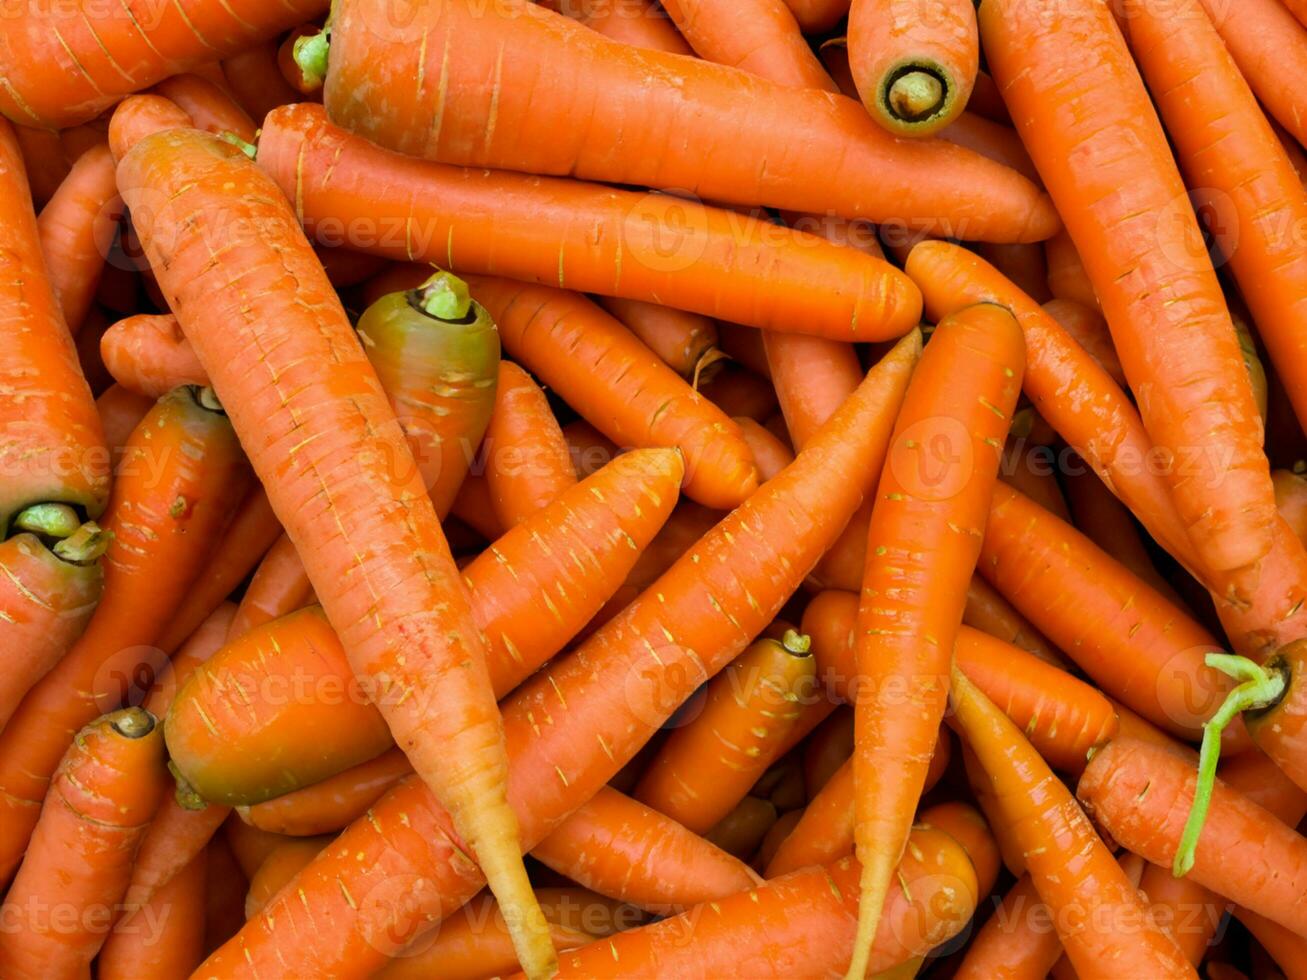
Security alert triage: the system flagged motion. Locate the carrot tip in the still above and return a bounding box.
[884,69,948,124]
[12,502,82,540]
[194,386,224,413]
[110,706,157,739]
[690,347,729,389]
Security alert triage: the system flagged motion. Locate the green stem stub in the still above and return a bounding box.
[169,760,209,812]
[13,502,81,540]
[781,629,812,657]
[52,522,110,564]
[294,30,331,89]
[1173,653,1286,877]
[412,270,474,322]
[220,131,258,160]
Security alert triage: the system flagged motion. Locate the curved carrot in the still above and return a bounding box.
[634,631,816,832]
[152,74,257,144]
[1078,736,1307,938]
[0,708,167,978]
[198,331,922,978]
[225,533,315,641]
[101,313,208,397]
[962,575,1063,667]
[1043,229,1097,309]
[239,748,413,837]
[256,106,924,340]
[954,669,1196,978]
[597,297,721,381]
[0,0,328,128]
[98,852,206,980]
[982,0,1276,588]
[848,303,1024,977]
[548,832,977,978]
[0,386,247,883]
[847,0,977,136]
[735,416,794,482]
[485,362,577,528]
[221,41,302,122]
[1042,298,1124,386]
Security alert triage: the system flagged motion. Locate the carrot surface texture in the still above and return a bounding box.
[484,362,577,528]
[308,0,1058,243]
[0,0,328,128]
[101,314,209,397]
[198,331,921,978]
[118,128,554,977]
[848,302,1024,978]
[847,0,978,136]
[980,0,1278,594]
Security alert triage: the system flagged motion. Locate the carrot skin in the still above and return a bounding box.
[97,853,206,980]
[101,313,209,397]
[484,362,577,528]
[238,748,414,837]
[221,41,302,122]
[598,298,719,380]
[152,73,257,144]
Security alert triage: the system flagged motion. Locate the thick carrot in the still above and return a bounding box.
[919,801,1001,901]
[311,0,1054,242]
[221,41,302,122]
[763,331,863,451]
[1042,298,1124,386]
[735,416,794,482]
[36,142,120,335]
[982,0,1276,589]
[484,362,577,528]
[547,831,977,978]
[634,632,816,832]
[954,669,1197,978]
[0,0,327,128]
[198,330,921,978]
[962,575,1063,667]
[98,853,206,980]
[152,74,257,144]
[1043,229,1097,309]
[0,386,247,883]
[107,96,196,166]
[597,297,721,381]
[101,313,208,397]
[848,302,1023,977]
[255,107,924,339]
[167,447,686,802]
[0,708,167,978]
[1077,736,1307,938]
[1276,468,1307,547]
[847,0,977,136]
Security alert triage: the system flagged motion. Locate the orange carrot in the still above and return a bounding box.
[14,125,70,207]
[1043,229,1097,309]
[982,0,1276,589]
[203,838,248,954]
[107,96,196,165]
[555,0,693,53]
[919,801,1001,901]
[735,416,794,481]
[238,748,413,837]
[848,303,1024,977]
[1276,468,1307,547]
[314,246,386,288]
[962,575,1063,667]
[97,853,206,980]
[698,363,779,422]
[0,708,167,978]
[763,331,863,451]
[311,0,1057,242]
[484,362,577,528]
[597,297,721,381]
[1042,298,1124,386]
[976,243,1050,303]
[954,670,1197,978]
[939,113,1040,184]
[954,874,1062,980]
[1236,906,1307,980]
[101,314,208,397]
[221,41,302,122]
[1000,434,1070,523]
[243,836,335,918]
[448,473,502,541]
[1137,862,1224,966]
[847,0,977,136]
[804,707,854,798]
[225,533,314,641]
[152,74,257,144]
[95,384,153,464]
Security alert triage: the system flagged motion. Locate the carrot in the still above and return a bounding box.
[152,74,257,144]
[1000,435,1070,523]
[310,0,1057,243]
[848,302,1024,978]
[596,297,721,382]
[1042,298,1124,386]
[449,473,504,541]
[14,125,70,207]
[0,0,327,128]
[225,533,314,642]
[1137,862,1224,966]
[280,26,327,96]
[95,384,153,465]
[1236,906,1307,980]
[197,330,921,977]
[954,669,1197,977]
[315,246,386,288]
[556,0,693,53]
[735,416,794,481]
[975,243,1050,303]
[484,362,577,528]
[847,0,977,136]
[36,142,120,335]
[954,874,1062,980]
[107,96,196,165]
[1043,229,1097,309]
[634,631,816,833]
[0,708,167,978]
[698,363,779,422]
[804,707,854,798]
[919,801,1000,901]
[222,819,289,880]
[244,836,335,919]
[221,41,302,122]
[1275,468,1307,547]
[0,118,110,536]
[167,447,686,802]
[1078,736,1307,937]
[0,386,247,883]
[97,853,206,980]
[255,107,925,339]
[962,575,1063,667]
[1272,118,1307,185]
[548,831,977,978]
[763,332,863,451]
[101,314,208,397]
[982,0,1276,591]
[238,748,412,837]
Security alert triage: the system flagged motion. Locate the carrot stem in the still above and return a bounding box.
[111,706,157,739]
[220,132,257,160]
[168,761,209,813]
[12,503,82,540]
[413,270,474,322]
[51,521,109,564]
[886,68,945,122]
[1175,653,1286,877]
[194,386,223,412]
[295,31,331,88]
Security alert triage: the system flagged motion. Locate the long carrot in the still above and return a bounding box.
[1043,229,1097,309]
[0,0,327,128]
[254,105,925,338]
[848,302,1023,978]
[1042,298,1124,385]
[954,874,1063,980]
[97,853,206,980]
[981,0,1276,591]
[962,575,1063,667]
[101,313,208,397]
[0,386,247,883]
[953,669,1197,978]
[0,708,167,978]
[1137,861,1224,966]
[198,329,921,978]
[95,384,153,465]
[545,830,978,978]
[309,0,1057,243]
[152,74,257,144]
[597,297,721,381]
[484,362,577,528]
[1078,736,1307,938]
[847,0,977,136]
[634,631,816,832]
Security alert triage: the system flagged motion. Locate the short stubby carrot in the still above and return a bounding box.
[981,0,1277,589]
[484,362,577,528]
[0,708,167,979]
[255,104,925,337]
[0,0,329,128]
[101,314,209,397]
[847,0,977,136]
[465,275,758,510]
[312,0,1059,243]
[107,96,194,165]
[848,303,1023,978]
[197,331,921,978]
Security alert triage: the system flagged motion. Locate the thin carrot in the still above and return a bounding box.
[597,297,721,381]
[36,142,120,335]
[975,243,1050,303]
[198,330,921,978]
[962,575,1063,667]
[225,533,314,641]
[804,707,854,798]
[634,631,816,833]
[484,362,577,528]
[0,708,167,978]
[152,74,257,144]
[547,830,978,978]
[1042,298,1124,386]
[221,41,302,121]
[97,853,206,980]
[1137,862,1224,966]
[101,313,208,397]
[1276,468,1307,547]
[763,332,863,451]
[256,106,926,338]
[1000,434,1070,523]
[735,416,794,482]
[982,0,1276,590]
[203,837,248,954]
[244,836,335,918]
[848,302,1023,978]
[309,0,1057,243]
[1043,229,1097,309]
[1077,736,1307,938]
[953,668,1197,978]
[698,363,779,422]
[238,748,413,837]
[847,0,977,136]
[955,873,1062,980]
[0,386,247,883]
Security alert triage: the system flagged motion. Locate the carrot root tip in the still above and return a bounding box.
[168,760,210,811]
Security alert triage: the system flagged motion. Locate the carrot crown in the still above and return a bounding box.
[780,629,812,657]
[413,270,474,322]
[295,30,331,89]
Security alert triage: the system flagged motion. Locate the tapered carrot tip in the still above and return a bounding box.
[886,70,947,123]
[109,706,157,739]
[295,32,331,89]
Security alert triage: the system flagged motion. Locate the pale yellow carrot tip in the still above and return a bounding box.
[478,841,559,979]
[781,629,812,656]
[415,270,474,321]
[52,522,111,564]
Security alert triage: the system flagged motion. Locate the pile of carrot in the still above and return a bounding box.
[3,0,1307,975]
